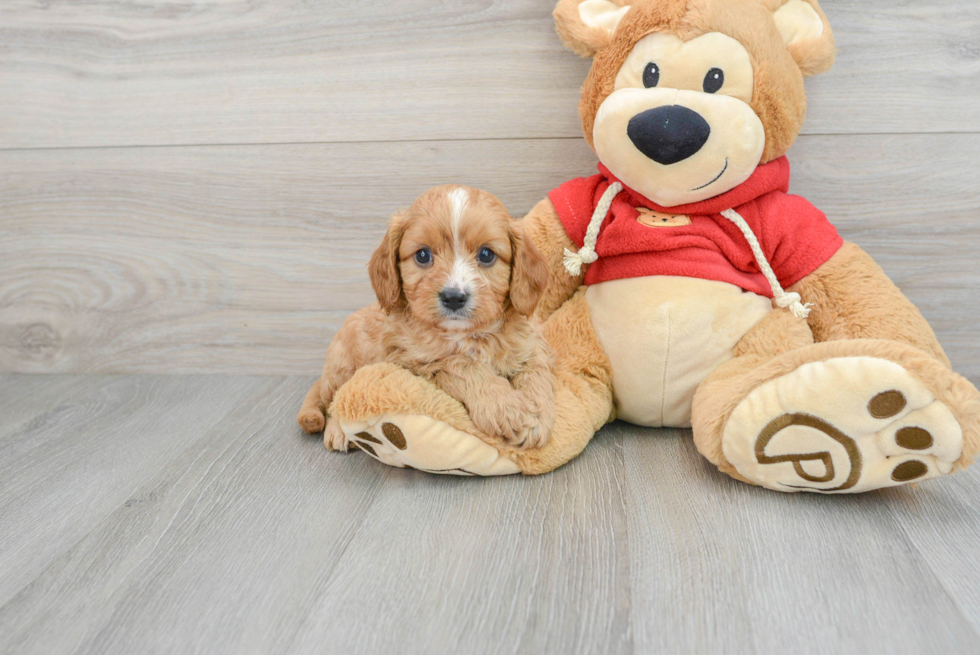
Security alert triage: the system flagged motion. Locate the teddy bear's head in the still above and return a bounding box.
[554,0,835,207]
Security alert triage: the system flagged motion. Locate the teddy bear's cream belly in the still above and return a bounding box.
[585,276,772,428]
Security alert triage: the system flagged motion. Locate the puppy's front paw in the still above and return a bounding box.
[467,396,551,449]
[497,408,544,450]
[323,417,352,452]
[512,423,544,449]
[510,411,555,449]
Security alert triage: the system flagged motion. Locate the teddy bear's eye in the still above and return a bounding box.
[703,68,724,93]
[642,62,660,88]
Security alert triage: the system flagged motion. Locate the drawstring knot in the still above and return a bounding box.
[563,182,622,277]
[773,291,812,319]
[562,245,597,276]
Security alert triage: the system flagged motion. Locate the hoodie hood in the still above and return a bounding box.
[548,156,842,296]
[598,156,791,216]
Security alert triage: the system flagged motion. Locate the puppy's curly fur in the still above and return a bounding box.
[298,185,556,451]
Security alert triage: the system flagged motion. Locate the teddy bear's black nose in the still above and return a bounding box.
[627,105,711,165]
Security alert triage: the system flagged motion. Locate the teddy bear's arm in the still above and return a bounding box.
[789,241,950,367]
[521,198,585,320]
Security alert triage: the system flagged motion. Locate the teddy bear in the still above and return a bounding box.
[302,0,980,493]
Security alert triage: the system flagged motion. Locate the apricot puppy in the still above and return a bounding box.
[297,185,556,451]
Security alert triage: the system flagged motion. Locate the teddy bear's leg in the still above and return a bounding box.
[697,340,980,493]
[328,289,614,476]
[692,242,980,493]
[793,242,954,365]
[692,306,815,484]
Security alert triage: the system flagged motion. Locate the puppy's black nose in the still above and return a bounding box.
[627,105,711,165]
[439,288,469,311]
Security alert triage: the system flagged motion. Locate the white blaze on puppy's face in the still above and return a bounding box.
[444,187,478,319]
[448,186,469,233]
[395,185,516,332]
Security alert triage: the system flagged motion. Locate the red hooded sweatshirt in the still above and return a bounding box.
[547,156,842,298]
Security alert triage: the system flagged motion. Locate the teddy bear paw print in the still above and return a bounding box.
[338,414,521,477]
[721,357,964,493]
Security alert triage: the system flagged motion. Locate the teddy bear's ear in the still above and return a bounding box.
[554,0,632,58]
[767,0,836,76]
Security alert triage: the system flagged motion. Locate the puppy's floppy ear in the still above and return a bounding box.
[508,221,550,317]
[554,0,631,58]
[766,0,836,76]
[368,211,407,313]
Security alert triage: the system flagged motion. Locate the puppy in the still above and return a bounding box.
[297,185,556,451]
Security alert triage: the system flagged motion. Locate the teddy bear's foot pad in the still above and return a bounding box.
[340,414,521,476]
[722,357,963,493]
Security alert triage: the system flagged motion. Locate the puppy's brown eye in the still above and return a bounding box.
[414,247,432,266]
[477,247,496,266]
[703,68,724,93]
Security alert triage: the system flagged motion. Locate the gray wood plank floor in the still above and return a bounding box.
[2,373,980,655]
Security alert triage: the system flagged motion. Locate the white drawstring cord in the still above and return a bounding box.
[561,186,812,320]
[563,182,622,276]
[720,208,812,319]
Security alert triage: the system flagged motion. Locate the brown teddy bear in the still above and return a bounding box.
[301,0,980,493]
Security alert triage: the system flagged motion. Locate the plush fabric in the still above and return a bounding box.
[311,0,980,494]
[577,0,815,162]
[548,157,843,294]
[522,198,585,319]
[790,242,952,367]
[691,336,980,476]
[586,275,771,426]
[722,355,965,492]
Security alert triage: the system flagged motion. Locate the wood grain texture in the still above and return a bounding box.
[614,421,980,654]
[0,374,86,434]
[2,375,980,654]
[0,375,631,655]
[0,0,977,150]
[0,137,595,375]
[885,465,980,635]
[288,433,631,655]
[2,134,978,376]
[0,374,272,607]
[0,376,395,655]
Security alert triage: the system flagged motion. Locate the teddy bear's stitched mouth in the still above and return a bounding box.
[690,157,728,191]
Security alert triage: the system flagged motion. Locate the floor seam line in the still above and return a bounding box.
[0,130,977,153]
